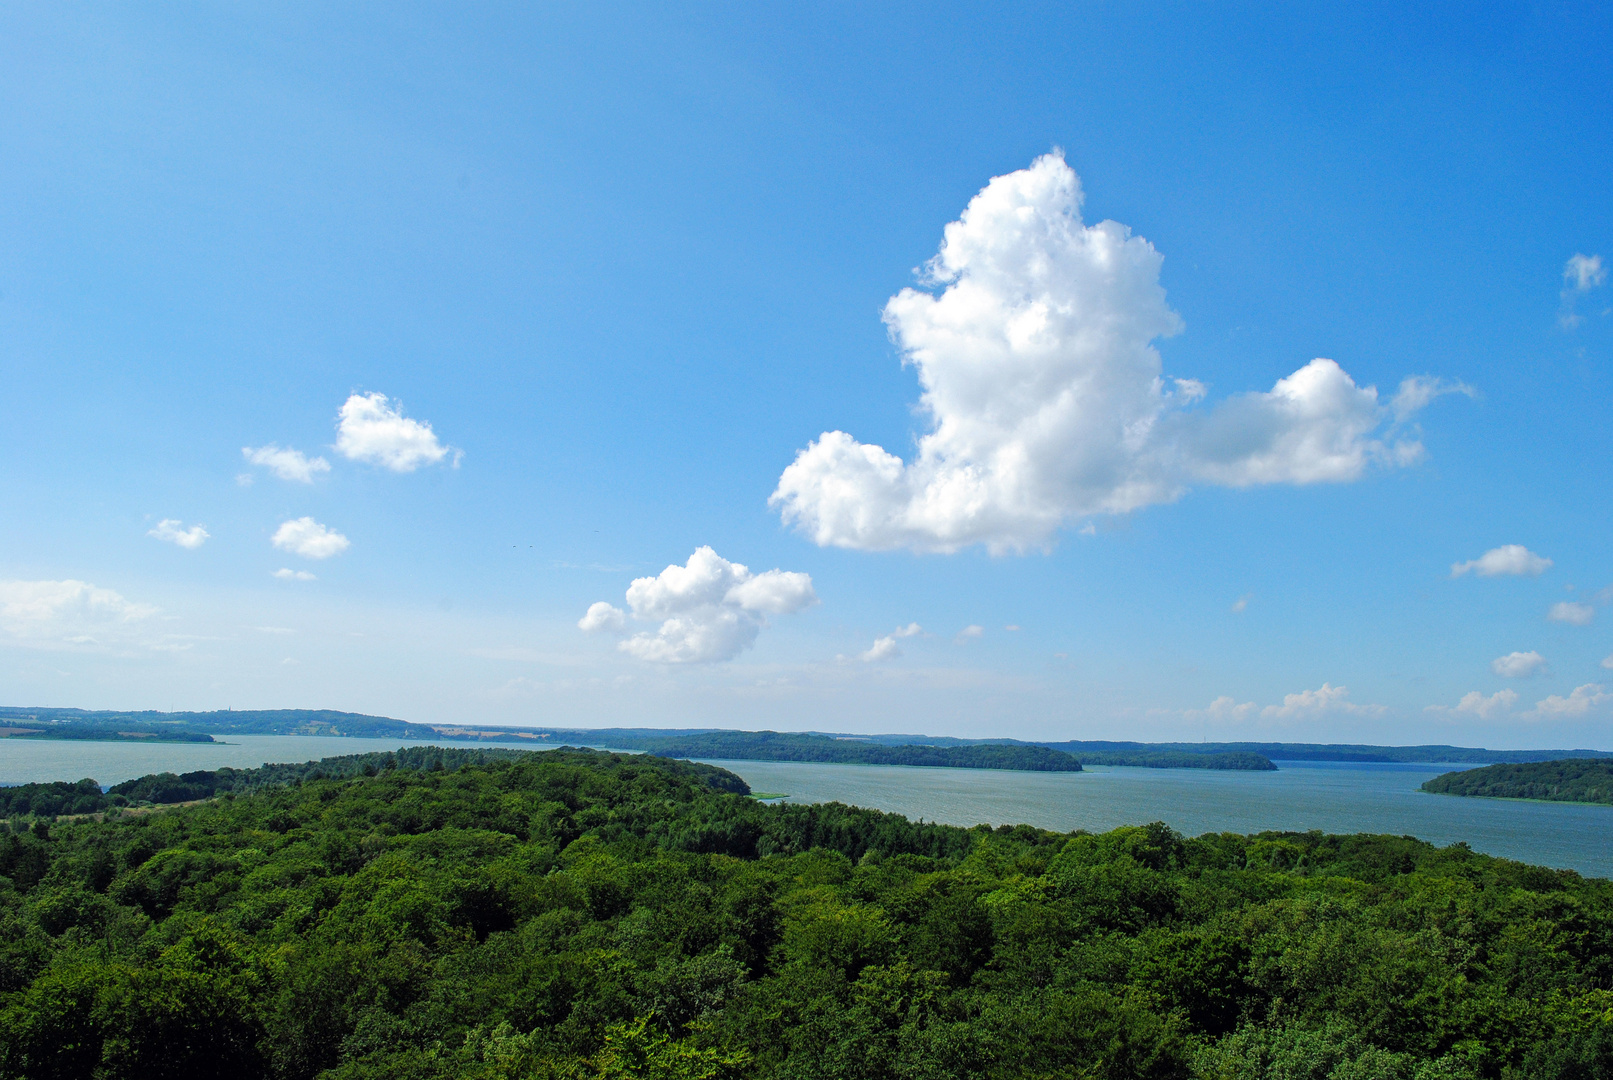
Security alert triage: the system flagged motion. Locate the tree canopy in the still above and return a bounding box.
[1424,759,1613,805]
[1,748,1610,1079]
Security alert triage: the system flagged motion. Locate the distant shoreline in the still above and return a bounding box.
[6,705,1611,772]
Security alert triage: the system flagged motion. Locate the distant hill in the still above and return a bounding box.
[1132,741,1613,764]
[596,730,1082,771]
[851,734,1613,766]
[0,706,409,741]
[1422,759,1613,805]
[5,706,1608,769]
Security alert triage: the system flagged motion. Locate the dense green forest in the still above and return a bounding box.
[2,748,1611,1079]
[0,780,111,819]
[1423,759,1613,805]
[0,748,746,818]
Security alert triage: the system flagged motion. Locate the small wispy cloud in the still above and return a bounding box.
[861,636,902,662]
[954,624,984,644]
[1426,689,1517,720]
[1189,685,1386,723]
[861,622,923,662]
[147,519,209,550]
[1184,696,1256,723]
[1491,650,1547,678]
[1389,376,1476,422]
[272,518,350,560]
[1230,593,1252,613]
[272,568,316,581]
[1261,683,1386,719]
[242,445,330,483]
[1450,544,1552,578]
[1560,253,1606,329]
[1548,601,1594,626]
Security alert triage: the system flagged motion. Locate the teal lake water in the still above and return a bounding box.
[2,736,1607,878]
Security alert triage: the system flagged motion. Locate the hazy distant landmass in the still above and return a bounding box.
[4,706,1610,770]
[0,707,217,743]
[1135,741,1613,765]
[1422,759,1613,805]
[593,730,1083,771]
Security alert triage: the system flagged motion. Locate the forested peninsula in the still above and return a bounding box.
[1423,759,1613,805]
[587,731,1083,771]
[3,747,1612,1078]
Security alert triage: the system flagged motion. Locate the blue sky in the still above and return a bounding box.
[2,3,1611,746]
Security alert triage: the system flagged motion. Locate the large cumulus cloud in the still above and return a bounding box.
[580,547,817,663]
[772,152,1458,553]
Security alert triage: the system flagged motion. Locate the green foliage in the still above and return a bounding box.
[0,748,1610,1079]
[0,780,109,818]
[1423,759,1613,805]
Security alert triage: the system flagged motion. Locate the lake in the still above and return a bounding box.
[2,735,1608,878]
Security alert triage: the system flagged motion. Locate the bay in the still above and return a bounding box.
[695,758,1611,879]
[2,737,1606,878]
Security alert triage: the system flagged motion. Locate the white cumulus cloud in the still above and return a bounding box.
[1261,683,1386,720]
[861,636,903,662]
[242,445,330,483]
[860,622,922,662]
[1426,689,1518,720]
[147,519,209,549]
[1530,683,1611,718]
[955,625,984,643]
[770,152,1450,554]
[272,568,316,581]
[1185,696,1258,723]
[578,601,626,633]
[1491,651,1548,678]
[0,579,159,649]
[271,517,350,560]
[1548,601,1594,626]
[1603,654,1613,670]
[1450,545,1552,578]
[336,392,454,472]
[579,547,817,663]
